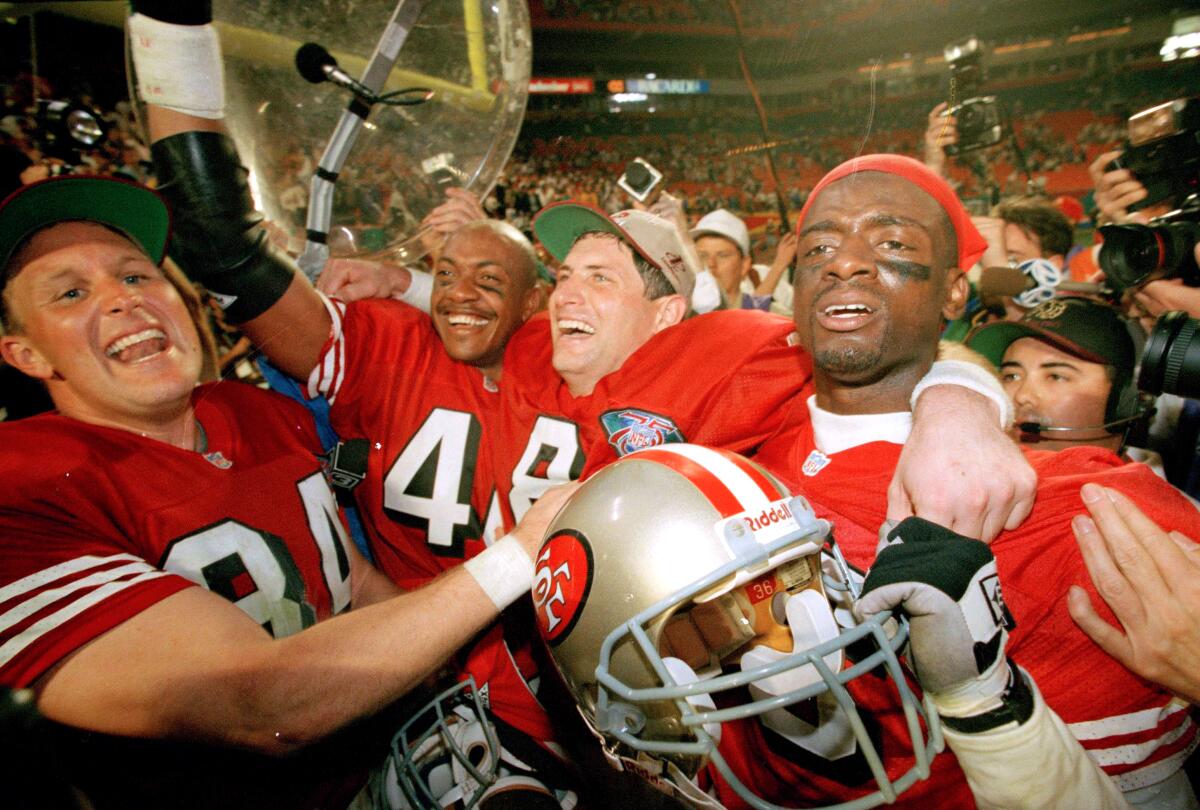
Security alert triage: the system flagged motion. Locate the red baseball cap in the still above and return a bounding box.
[796,154,988,271]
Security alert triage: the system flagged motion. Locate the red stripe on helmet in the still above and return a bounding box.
[634,448,750,517]
[711,447,784,502]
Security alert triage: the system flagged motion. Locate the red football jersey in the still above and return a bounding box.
[0,382,366,809]
[726,400,1200,807]
[0,381,357,688]
[492,309,812,529]
[308,297,506,591]
[309,297,556,743]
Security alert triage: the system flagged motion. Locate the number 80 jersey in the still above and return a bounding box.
[0,382,356,688]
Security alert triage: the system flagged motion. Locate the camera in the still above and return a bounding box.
[942,37,1006,155]
[1105,97,1200,212]
[1098,194,1200,293]
[1139,310,1200,400]
[617,157,664,204]
[34,99,107,164]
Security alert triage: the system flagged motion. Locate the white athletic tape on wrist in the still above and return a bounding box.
[128,14,226,119]
[399,267,433,313]
[911,359,1014,430]
[464,534,535,610]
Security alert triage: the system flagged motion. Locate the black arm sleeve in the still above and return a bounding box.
[129,0,212,25]
[151,131,296,323]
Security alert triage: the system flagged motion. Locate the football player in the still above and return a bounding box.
[0,174,573,808]
[130,7,584,803]
[744,154,1199,808]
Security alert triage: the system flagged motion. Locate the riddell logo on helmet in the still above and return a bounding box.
[744,502,794,532]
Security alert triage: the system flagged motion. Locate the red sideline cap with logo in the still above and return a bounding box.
[796,154,989,271]
[533,201,697,301]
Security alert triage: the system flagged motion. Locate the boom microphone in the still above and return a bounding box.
[295,43,377,103]
[1016,414,1146,440]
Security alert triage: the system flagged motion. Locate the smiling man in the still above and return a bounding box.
[0,175,572,809]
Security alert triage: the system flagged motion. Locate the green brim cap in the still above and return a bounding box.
[0,176,171,279]
[533,202,624,263]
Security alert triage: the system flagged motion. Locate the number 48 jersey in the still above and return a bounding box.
[0,382,355,688]
[307,297,505,590]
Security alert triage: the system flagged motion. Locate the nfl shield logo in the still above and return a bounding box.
[801,450,831,477]
[600,409,685,456]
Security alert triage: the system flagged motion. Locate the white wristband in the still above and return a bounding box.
[129,14,226,119]
[399,267,433,313]
[463,534,535,610]
[911,359,1013,430]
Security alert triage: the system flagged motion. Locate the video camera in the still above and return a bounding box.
[942,37,1006,156]
[1105,97,1200,212]
[1099,194,1200,294]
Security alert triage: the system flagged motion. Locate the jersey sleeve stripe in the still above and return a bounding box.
[0,560,158,635]
[1082,713,1194,767]
[1108,734,1199,792]
[1068,702,1188,740]
[0,553,148,605]
[0,570,174,669]
[307,293,347,404]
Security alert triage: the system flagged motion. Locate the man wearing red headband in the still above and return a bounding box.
[710,154,1199,809]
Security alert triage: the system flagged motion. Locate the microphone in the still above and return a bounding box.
[295,43,376,103]
[1016,414,1145,441]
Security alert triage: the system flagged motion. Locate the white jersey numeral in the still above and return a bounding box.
[161,472,353,637]
[509,416,584,523]
[383,408,482,557]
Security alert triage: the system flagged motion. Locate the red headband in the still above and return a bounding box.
[796,154,988,270]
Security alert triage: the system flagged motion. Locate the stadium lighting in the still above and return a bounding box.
[1161,16,1200,61]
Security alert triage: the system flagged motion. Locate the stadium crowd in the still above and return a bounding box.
[2,3,1200,810]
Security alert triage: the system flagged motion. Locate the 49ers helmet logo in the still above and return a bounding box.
[533,529,593,646]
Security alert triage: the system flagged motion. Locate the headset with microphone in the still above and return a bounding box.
[969,297,1155,446]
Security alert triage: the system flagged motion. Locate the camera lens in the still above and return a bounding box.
[1139,310,1200,399]
[958,105,979,130]
[1099,221,1200,293]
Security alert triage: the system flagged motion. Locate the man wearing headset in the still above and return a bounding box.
[967,297,1150,455]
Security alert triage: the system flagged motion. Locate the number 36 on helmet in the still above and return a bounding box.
[532,444,942,810]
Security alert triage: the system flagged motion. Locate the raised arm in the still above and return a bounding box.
[133,8,330,379]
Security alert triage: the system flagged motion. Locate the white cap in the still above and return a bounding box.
[533,202,697,301]
[691,208,750,256]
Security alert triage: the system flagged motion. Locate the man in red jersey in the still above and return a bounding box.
[737,154,1199,808]
[0,175,571,809]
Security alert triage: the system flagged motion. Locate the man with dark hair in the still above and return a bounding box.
[968,297,1145,454]
[0,175,572,809]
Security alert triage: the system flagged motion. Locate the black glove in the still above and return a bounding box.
[858,518,1030,731]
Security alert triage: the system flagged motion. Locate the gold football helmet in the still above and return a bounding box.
[532,444,939,809]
